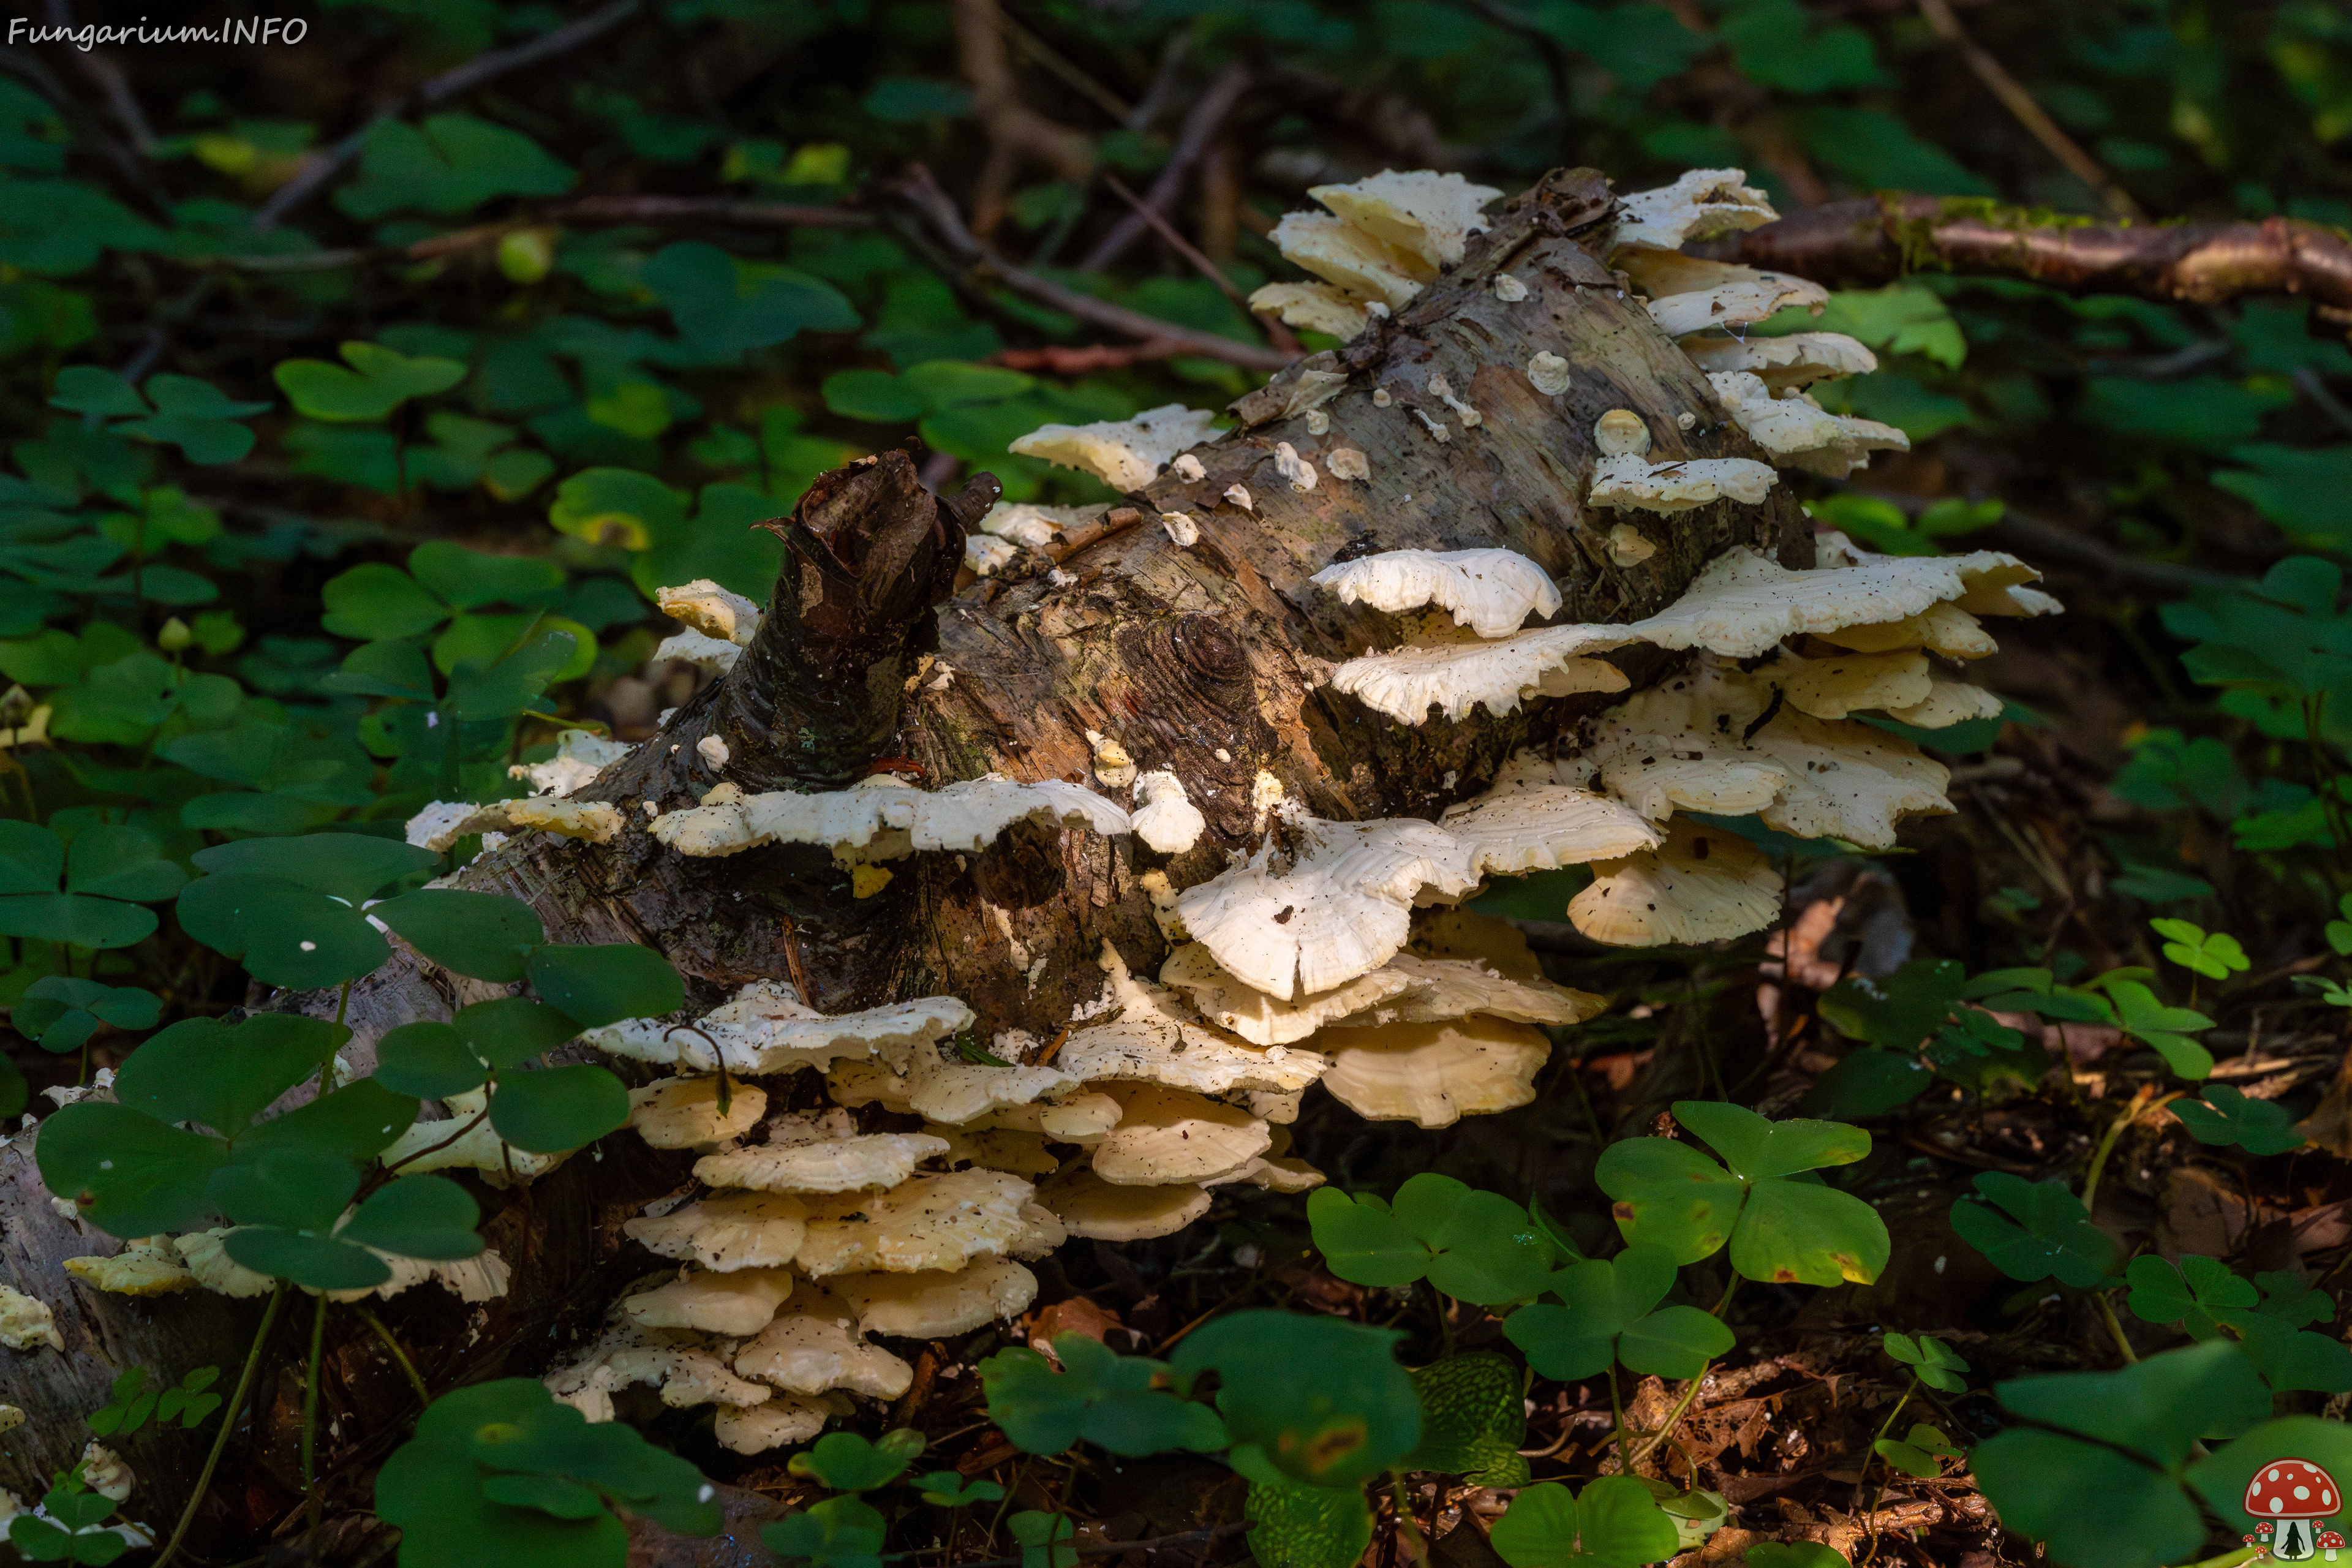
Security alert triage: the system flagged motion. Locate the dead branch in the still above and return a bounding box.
[888,164,1291,371]
[1733,197,2352,325]
[956,0,1096,235]
[1080,60,1251,270]
[251,0,644,230]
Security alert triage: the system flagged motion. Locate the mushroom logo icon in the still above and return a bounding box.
[2245,1459,2343,1561]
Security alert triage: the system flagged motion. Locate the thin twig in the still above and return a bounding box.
[1914,0,2143,222]
[1080,60,1251,270]
[989,3,1133,123]
[1101,173,1299,362]
[890,164,1289,372]
[153,1287,287,1568]
[2294,366,2352,437]
[252,0,643,230]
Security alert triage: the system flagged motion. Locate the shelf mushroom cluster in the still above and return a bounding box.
[548,950,1349,1453]
[1244,170,1506,342]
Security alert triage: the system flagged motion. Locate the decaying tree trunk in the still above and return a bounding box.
[0,167,1812,1532]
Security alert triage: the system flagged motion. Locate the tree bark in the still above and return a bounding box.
[0,166,1814,1531]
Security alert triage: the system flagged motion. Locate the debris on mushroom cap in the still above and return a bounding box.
[1310,548,1564,640]
[588,986,972,1076]
[979,500,1103,549]
[175,1231,274,1297]
[1624,545,2053,659]
[657,578,764,647]
[1308,170,1502,268]
[1090,1082,1272,1186]
[1174,815,1483,1001]
[1609,167,1778,254]
[1035,1164,1214,1242]
[1888,679,2006,729]
[378,1089,566,1187]
[1813,600,1998,659]
[545,1314,774,1422]
[693,1126,951,1195]
[510,728,636,798]
[713,1393,848,1454]
[1248,281,1374,341]
[1063,943,1331,1089]
[653,627,744,676]
[966,533,1022,578]
[1527,352,1572,396]
[1129,771,1207,854]
[1322,952,1606,1030]
[1269,211,1433,309]
[1774,649,1934,720]
[627,1076,769,1150]
[1588,452,1779,515]
[1317,1016,1551,1129]
[791,1169,1039,1277]
[64,1237,197,1296]
[1683,331,1879,391]
[622,1266,796,1337]
[80,1443,132,1502]
[1569,820,1784,946]
[625,1191,811,1272]
[650,773,1131,861]
[1607,524,1657,567]
[831,1256,1039,1339]
[732,1280,914,1398]
[1437,755,1664,873]
[1328,625,1632,725]
[1158,940,1415,1047]
[1008,404,1217,492]
[1707,372,1909,478]
[1624,253,1829,337]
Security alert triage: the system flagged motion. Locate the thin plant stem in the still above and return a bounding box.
[2095,1292,2139,1365]
[1626,1366,1709,1467]
[2081,1085,2155,1212]
[353,1304,431,1406]
[154,1284,287,1568]
[302,1292,328,1532]
[1856,1377,1919,1568]
[1608,1369,1630,1475]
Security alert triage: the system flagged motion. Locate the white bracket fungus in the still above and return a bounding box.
[1172,815,1480,1000]
[714,1395,846,1455]
[1224,483,1253,511]
[628,1077,770,1150]
[1625,253,1827,339]
[1527,352,1571,396]
[1773,649,1933,721]
[791,1169,1040,1277]
[1707,371,1909,478]
[1606,524,1656,566]
[64,1238,195,1297]
[1435,758,1664,873]
[1009,404,1216,492]
[831,1256,1037,1339]
[657,579,763,647]
[1170,453,1206,481]
[1159,941,1417,1047]
[694,1127,951,1196]
[1090,1083,1271,1186]
[652,627,745,676]
[1309,170,1502,268]
[1060,943,1330,1090]
[379,1090,567,1186]
[1310,548,1562,639]
[1326,630,1630,724]
[1428,374,1482,428]
[697,734,730,769]
[1274,442,1319,492]
[1327,448,1369,482]
[1085,731,1137,789]
[1608,167,1778,255]
[1251,281,1372,341]
[1684,332,1879,391]
[734,1281,913,1399]
[1266,211,1432,310]
[979,500,1104,550]
[1493,273,1528,302]
[1160,511,1200,547]
[1129,771,1206,854]
[1035,1165,1213,1242]
[965,533,1022,579]
[626,1192,811,1273]
[1814,601,1998,660]
[403,796,624,851]
[623,1267,796,1337]
[509,728,635,798]
[1889,680,2007,728]
[1589,454,1779,514]
[649,774,1129,861]
[1595,409,1651,456]
[586,983,973,1076]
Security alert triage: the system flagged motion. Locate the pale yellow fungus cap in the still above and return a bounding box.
[625,1192,812,1273]
[1317,1016,1551,1128]
[1090,1082,1272,1186]
[1249,281,1374,341]
[692,1130,950,1196]
[64,1237,196,1297]
[831,1256,1039,1339]
[175,1231,275,1298]
[1309,170,1501,268]
[792,1169,1039,1278]
[1035,1164,1214,1242]
[377,1089,567,1186]
[1610,168,1777,254]
[621,1266,795,1337]
[628,1077,769,1150]
[1683,332,1877,391]
[1568,820,1784,946]
[1158,940,1415,1047]
[1707,371,1909,478]
[713,1394,847,1454]
[656,578,763,647]
[1269,211,1432,309]
[733,1280,913,1398]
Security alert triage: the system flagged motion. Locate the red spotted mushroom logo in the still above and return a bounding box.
[2243,1458,2345,1561]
